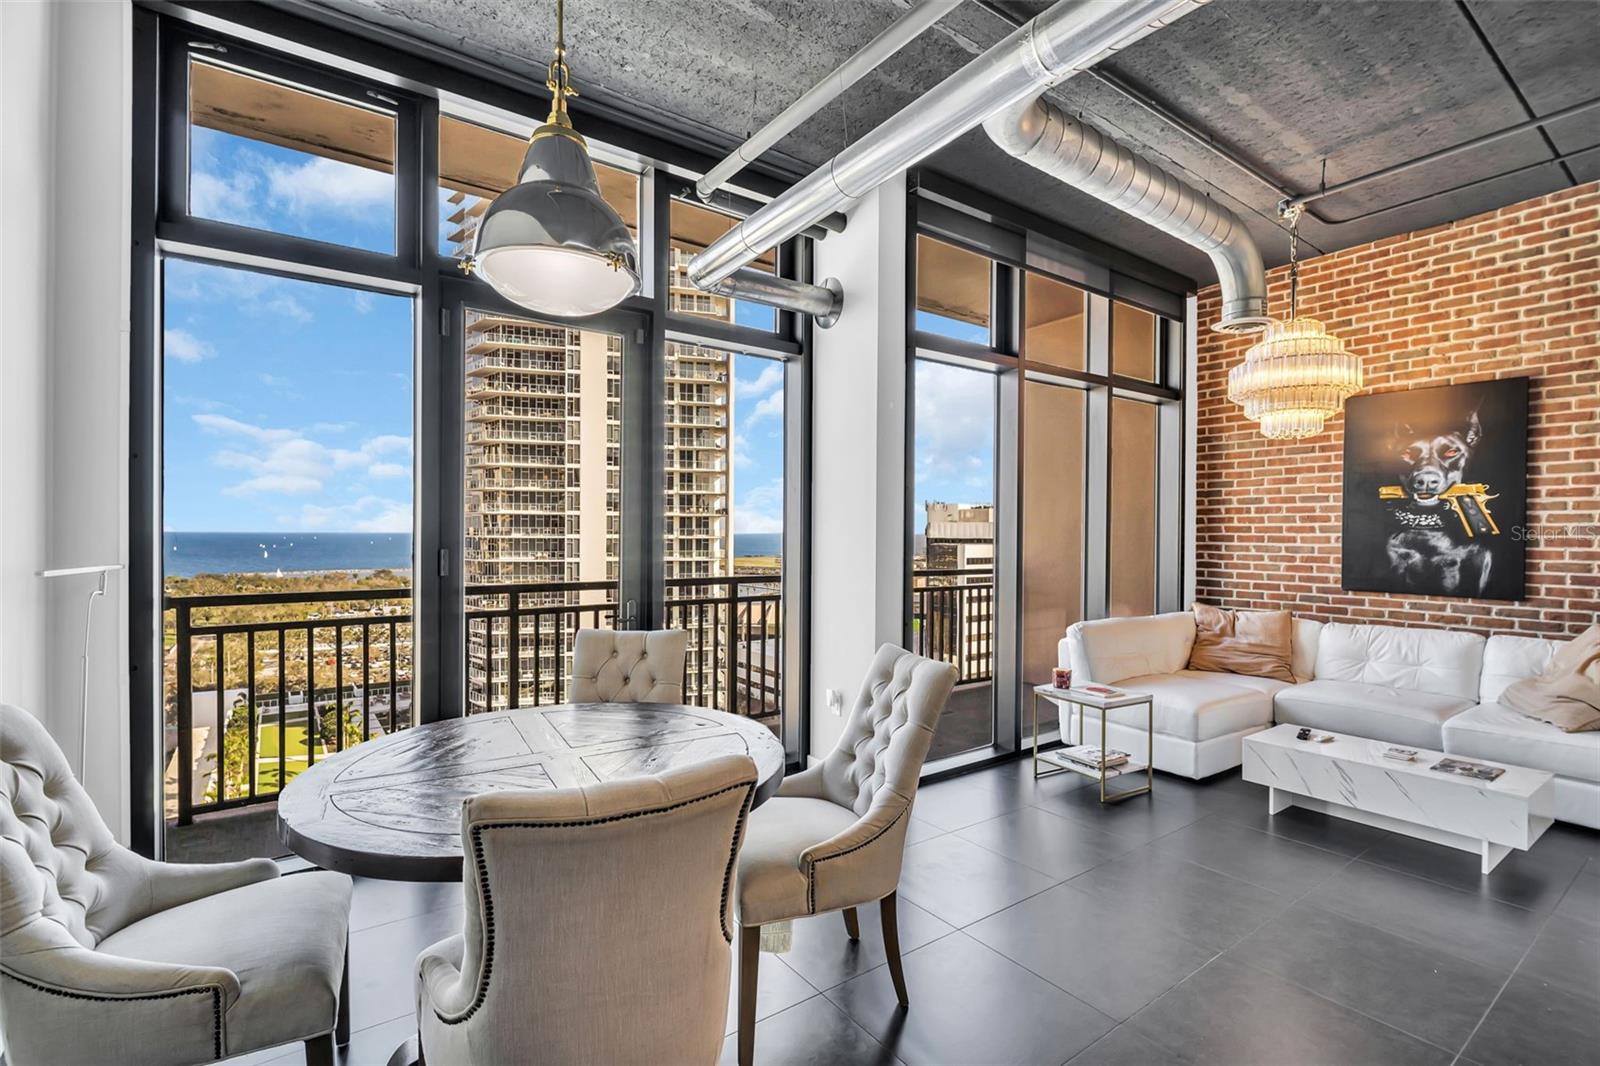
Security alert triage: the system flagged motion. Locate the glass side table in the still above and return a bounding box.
[1031,683,1154,803]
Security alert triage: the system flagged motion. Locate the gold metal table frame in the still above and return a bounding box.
[1030,685,1154,803]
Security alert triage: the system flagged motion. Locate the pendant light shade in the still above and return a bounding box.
[466,0,640,317]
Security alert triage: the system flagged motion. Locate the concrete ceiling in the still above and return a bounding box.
[303,0,1600,288]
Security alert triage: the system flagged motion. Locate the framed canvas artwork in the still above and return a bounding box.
[1341,378,1529,600]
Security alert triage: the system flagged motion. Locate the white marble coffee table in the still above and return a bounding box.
[1242,724,1554,873]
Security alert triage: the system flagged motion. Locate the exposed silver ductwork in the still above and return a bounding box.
[705,269,844,328]
[985,95,1269,333]
[687,0,1210,323]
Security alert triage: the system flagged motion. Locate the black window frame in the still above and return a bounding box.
[130,3,813,857]
[905,168,1192,777]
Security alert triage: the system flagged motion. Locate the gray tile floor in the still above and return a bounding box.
[228,760,1600,1066]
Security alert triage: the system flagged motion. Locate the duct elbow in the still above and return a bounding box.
[985,92,1269,335]
[1209,231,1271,335]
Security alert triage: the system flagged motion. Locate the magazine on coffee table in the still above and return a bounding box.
[1430,756,1505,782]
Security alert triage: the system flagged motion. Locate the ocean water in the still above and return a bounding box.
[165,531,782,576]
[734,532,781,558]
[164,532,413,577]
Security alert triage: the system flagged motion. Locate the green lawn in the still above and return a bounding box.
[255,724,317,791]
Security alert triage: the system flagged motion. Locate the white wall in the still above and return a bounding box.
[807,176,908,757]
[0,2,55,720]
[0,0,132,838]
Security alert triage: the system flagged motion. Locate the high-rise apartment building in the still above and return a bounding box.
[450,189,737,711]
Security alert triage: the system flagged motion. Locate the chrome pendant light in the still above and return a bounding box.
[463,0,640,316]
[1227,205,1362,440]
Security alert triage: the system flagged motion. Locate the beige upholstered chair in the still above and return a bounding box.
[0,704,352,1066]
[734,644,957,1066]
[570,628,690,703]
[414,753,757,1066]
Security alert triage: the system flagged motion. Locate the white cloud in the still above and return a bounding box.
[913,362,996,500]
[195,414,412,497]
[189,167,262,228]
[266,156,392,218]
[164,328,213,363]
[735,478,784,534]
[735,362,783,400]
[351,291,375,315]
[367,462,408,479]
[743,390,784,427]
[297,496,411,533]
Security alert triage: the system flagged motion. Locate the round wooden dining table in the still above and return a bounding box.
[277,701,787,882]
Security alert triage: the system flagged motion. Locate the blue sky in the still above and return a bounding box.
[170,127,784,539]
[912,312,996,534]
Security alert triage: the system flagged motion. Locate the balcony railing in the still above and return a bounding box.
[464,576,782,722]
[166,588,415,825]
[168,576,784,823]
[909,568,995,684]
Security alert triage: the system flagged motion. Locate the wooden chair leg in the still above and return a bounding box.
[880,892,908,1007]
[842,906,860,941]
[336,941,351,1045]
[305,1032,335,1066]
[738,924,760,1066]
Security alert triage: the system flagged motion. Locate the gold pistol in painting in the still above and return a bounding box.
[1378,484,1500,538]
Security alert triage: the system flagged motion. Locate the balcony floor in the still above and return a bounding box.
[219,760,1600,1066]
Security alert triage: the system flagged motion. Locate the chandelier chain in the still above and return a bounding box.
[1281,201,1304,320]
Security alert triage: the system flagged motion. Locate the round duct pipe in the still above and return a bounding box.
[985,95,1270,334]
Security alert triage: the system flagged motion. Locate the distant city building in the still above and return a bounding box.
[924,502,995,581]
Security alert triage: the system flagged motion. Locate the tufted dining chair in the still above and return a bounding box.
[733,644,957,1066]
[413,753,757,1065]
[569,628,690,704]
[0,703,352,1066]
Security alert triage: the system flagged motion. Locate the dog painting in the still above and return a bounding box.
[1341,378,1528,600]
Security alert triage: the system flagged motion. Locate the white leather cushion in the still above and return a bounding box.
[1291,617,1322,683]
[1479,634,1563,704]
[1313,623,1485,701]
[97,871,351,1054]
[1070,671,1278,743]
[1065,612,1197,685]
[1273,679,1473,749]
[1443,702,1600,783]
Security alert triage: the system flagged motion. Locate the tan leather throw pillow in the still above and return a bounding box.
[1501,624,1600,733]
[1187,603,1295,683]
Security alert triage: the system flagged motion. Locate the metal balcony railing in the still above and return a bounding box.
[909,568,995,684]
[167,576,787,822]
[165,588,415,825]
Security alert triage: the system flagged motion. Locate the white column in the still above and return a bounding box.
[807,175,908,758]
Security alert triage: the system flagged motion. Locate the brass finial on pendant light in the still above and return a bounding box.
[1226,205,1363,440]
[463,0,641,317]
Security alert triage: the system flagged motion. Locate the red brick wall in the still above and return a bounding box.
[1194,181,1599,637]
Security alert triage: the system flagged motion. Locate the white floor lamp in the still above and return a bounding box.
[38,563,124,777]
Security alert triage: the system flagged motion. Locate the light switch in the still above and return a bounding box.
[826,688,844,716]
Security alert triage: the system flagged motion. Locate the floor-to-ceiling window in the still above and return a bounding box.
[135,13,812,859]
[909,234,1002,760]
[906,177,1187,767]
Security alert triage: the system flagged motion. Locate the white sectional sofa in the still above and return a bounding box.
[1058,613,1600,829]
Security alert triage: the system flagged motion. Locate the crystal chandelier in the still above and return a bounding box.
[1226,205,1361,439]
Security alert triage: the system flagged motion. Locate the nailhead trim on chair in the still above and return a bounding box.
[434,779,757,1027]
[805,803,908,915]
[1,968,225,1060]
